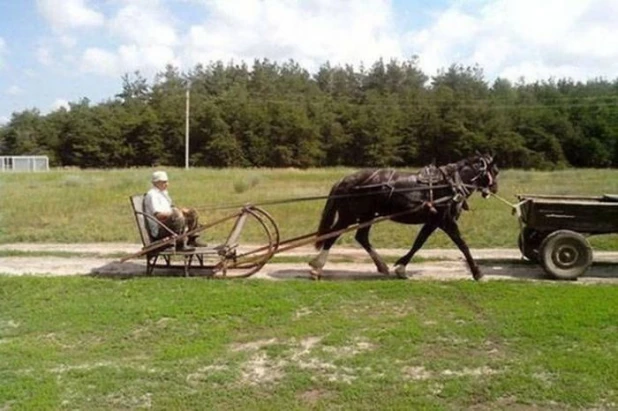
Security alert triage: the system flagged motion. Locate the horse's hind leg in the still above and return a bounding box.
[394,223,438,278]
[308,248,330,279]
[355,225,389,275]
[309,220,349,279]
[441,220,482,281]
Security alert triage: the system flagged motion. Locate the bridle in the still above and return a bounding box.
[469,156,496,197]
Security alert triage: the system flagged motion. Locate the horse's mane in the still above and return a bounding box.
[439,158,469,176]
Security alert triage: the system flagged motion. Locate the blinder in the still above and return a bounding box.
[470,155,498,198]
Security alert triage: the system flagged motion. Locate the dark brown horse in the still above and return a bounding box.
[309,154,499,280]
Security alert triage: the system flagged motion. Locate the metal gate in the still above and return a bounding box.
[0,156,49,172]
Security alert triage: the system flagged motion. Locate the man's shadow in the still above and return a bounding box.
[89,261,216,279]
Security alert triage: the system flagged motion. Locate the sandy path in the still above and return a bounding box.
[1,243,617,283]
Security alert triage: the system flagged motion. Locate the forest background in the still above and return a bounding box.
[1,58,617,169]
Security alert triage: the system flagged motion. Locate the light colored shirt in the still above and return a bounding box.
[144,187,173,237]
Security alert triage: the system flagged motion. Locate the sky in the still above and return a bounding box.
[1,0,618,124]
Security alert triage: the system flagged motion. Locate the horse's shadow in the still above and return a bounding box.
[252,260,618,282]
[265,262,542,281]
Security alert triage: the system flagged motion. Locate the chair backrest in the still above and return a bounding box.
[130,194,153,247]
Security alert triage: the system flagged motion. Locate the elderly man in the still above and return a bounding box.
[143,170,205,251]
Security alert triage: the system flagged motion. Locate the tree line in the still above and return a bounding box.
[1,58,617,169]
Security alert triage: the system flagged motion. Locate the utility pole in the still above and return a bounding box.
[185,82,190,169]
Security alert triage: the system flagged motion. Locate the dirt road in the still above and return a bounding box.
[1,243,617,283]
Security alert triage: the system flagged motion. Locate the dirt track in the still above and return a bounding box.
[1,243,617,283]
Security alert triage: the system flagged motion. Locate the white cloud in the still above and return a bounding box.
[34,36,80,70]
[181,0,401,70]
[406,0,618,82]
[36,0,104,30]
[80,47,118,76]
[62,0,618,83]
[6,85,23,96]
[108,0,178,47]
[117,44,179,72]
[77,0,179,77]
[73,0,404,77]
[0,115,9,125]
[79,44,178,77]
[51,98,70,111]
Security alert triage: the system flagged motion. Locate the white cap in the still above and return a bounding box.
[152,171,168,183]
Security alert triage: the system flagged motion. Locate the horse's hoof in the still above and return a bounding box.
[309,268,322,281]
[473,270,484,281]
[394,265,408,279]
[375,263,390,276]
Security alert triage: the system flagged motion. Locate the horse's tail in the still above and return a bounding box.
[315,186,339,250]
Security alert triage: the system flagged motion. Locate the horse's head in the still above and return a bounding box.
[465,153,499,198]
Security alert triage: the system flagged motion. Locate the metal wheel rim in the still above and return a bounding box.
[552,243,581,269]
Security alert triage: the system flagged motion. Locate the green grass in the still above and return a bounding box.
[0,167,616,250]
[1,277,618,409]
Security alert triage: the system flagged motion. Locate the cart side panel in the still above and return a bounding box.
[524,200,618,234]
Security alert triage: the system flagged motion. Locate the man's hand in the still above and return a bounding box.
[154,211,171,221]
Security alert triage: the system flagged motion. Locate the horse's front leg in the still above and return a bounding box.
[394,223,438,279]
[355,225,389,275]
[441,220,482,280]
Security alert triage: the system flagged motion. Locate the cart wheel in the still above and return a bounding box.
[213,206,280,279]
[518,227,547,263]
[539,230,593,280]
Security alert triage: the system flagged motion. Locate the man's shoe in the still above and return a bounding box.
[176,244,195,252]
[188,238,208,247]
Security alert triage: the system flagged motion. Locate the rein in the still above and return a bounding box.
[195,183,455,211]
[489,192,517,209]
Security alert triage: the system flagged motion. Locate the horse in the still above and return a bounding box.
[308,153,499,281]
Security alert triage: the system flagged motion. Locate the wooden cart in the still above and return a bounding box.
[515,194,618,279]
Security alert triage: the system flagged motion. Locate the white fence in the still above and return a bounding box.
[0,156,49,172]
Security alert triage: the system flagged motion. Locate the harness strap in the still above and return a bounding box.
[385,169,396,200]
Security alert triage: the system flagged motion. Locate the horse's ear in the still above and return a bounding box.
[487,149,495,162]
